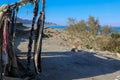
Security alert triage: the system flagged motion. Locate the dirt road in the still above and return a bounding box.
[14,28,120,80]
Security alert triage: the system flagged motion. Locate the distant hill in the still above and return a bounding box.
[17,17,32,24]
[17,17,57,25]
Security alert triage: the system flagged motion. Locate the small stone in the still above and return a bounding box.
[71,48,79,53]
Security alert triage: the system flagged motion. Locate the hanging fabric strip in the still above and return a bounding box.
[2,16,10,65]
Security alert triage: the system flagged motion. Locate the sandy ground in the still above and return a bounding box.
[41,37,120,80]
[5,28,120,80]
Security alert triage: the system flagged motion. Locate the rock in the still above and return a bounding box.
[116,53,120,58]
[71,48,79,53]
[115,75,120,80]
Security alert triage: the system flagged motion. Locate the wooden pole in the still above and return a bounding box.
[34,0,45,74]
[38,0,45,72]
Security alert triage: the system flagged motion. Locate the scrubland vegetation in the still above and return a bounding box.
[66,16,120,53]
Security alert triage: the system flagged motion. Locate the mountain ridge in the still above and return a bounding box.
[17,17,57,25]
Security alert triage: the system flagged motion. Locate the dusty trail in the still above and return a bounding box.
[4,28,120,80]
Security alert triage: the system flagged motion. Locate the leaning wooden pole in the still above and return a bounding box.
[38,0,45,72]
[27,0,39,75]
[34,0,45,74]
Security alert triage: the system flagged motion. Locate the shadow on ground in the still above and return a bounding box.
[14,29,120,80]
[15,46,120,80]
[41,51,120,80]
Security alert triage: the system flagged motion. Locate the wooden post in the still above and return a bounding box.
[34,0,45,74]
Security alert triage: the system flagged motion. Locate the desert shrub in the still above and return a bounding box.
[111,33,120,39]
[101,26,111,36]
[101,38,120,53]
[87,16,101,35]
[66,16,120,53]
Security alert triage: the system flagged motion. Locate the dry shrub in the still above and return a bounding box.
[101,38,120,53]
[66,17,120,53]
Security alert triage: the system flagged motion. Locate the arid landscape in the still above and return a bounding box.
[8,28,120,80]
[1,0,120,80]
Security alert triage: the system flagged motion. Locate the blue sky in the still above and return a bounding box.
[0,0,120,26]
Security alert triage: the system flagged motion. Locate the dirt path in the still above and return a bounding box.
[13,28,120,80]
[41,51,120,80]
[40,38,120,80]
